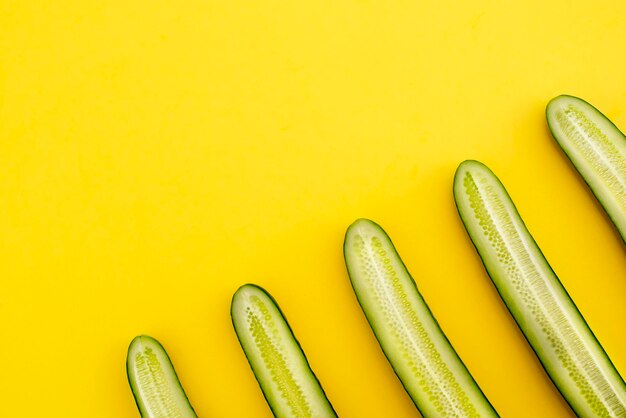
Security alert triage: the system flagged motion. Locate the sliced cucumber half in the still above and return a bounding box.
[344,218,498,418]
[546,95,626,241]
[454,159,626,417]
[126,335,198,418]
[231,284,337,418]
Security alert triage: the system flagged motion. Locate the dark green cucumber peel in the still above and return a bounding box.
[126,335,198,418]
[453,160,626,417]
[344,219,498,418]
[546,95,626,242]
[231,284,337,418]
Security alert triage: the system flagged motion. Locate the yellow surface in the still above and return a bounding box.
[1,1,625,417]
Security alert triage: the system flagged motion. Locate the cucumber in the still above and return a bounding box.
[126,335,198,418]
[343,218,498,418]
[546,95,626,241]
[453,160,626,417]
[231,284,337,418]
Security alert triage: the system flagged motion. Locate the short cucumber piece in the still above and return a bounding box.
[454,160,626,417]
[343,219,498,418]
[231,284,337,418]
[546,95,626,241]
[126,335,198,418]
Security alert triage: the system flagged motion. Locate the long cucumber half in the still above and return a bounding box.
[126,335,198,418]
[454,160,626,417]
[343,219,498,418]
[546,95,626,241]
[231,284,337,418]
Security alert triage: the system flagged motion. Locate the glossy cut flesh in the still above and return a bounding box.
[231,284,337,418]
[546,95,626,241]
[126,335,198,418]
[454,160,626,417]
[343,219,498,418]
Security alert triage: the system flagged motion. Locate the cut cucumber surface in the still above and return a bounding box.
[454,160,626,417]
[231,284,337,418]
[343,219,498,418]
[546,95,626,242]
[126,335,198,418]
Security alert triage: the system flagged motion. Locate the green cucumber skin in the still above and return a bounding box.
[126,335,198,418]
[231,284,337,418]
[546,94,626,242]
[453,160,626,417]
[344,219,498,418]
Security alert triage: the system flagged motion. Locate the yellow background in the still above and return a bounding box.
[1,1,625,417]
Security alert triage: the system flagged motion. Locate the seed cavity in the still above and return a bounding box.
[134,346,184,418]
[555,103,626,215]
[246,295,313,418]
[351,226,480,417]
[463,169,625,416]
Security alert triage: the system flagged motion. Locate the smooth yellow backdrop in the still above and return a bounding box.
[1,1,625,417]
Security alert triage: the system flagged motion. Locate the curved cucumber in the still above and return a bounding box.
[343,219,498,418]
[231,284,337,418]
[126,335,198,418]
[546,95,626,241]
[454,160,626,417]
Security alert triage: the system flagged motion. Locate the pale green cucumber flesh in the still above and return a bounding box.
[231,284,337,418]
[546,95,626,241]
[126,335,198,418]
[454,160,626,417]
[344,219,498,418]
